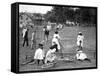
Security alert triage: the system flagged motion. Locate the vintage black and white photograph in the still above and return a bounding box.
[18,3,97,72]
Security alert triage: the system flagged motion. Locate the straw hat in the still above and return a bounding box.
[78,50,83,53]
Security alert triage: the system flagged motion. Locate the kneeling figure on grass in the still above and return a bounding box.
[75,49,91,62]
[45,44,58,64]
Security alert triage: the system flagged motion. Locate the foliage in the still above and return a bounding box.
[44,6,96,25]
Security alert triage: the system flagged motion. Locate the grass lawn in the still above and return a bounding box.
[19,25,96,71]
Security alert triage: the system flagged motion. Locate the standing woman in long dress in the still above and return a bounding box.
[31,31,36,49]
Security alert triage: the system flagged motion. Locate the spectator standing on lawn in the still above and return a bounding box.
[22,28,29,47]
[31,31,36,49]
[77,32,84,49]
[43,26,49,41]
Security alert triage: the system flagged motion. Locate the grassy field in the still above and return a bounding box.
[19,25,96,71]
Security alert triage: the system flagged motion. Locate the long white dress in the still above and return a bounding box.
[34,48,44,60]
[31,32,35,41]
[77,35,84,47]
[52,34,61,50]
[31,32,35,48]
[52,37,60,50]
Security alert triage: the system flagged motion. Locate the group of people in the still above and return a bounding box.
[21,25,62,65]
[21,25,91,66]
[22,27,36,49]
[75,32,91,62]
[29,29,61,65]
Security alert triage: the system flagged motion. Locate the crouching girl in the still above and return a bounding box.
[45,43,58,64]
[34,43,45,65]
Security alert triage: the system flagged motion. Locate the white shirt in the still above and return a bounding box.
[52,37,58,45]
[47,25,51,30]
[52,37,60,50]
[77,35,84,42]
[22,28,27,38]
[34,48,44,60]
[53,34,60,39]
[20,24,23,28]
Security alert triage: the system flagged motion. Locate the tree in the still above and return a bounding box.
[79,8,96,24]
[44,6,96,25]
[44,6,77,23]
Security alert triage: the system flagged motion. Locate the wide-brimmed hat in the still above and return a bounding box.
[50,44,57,49]
[38,43,43,47]
[78,50,83,53]
[78,32,82,35]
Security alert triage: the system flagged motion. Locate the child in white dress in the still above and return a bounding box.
[45,44,58,64]
[22,43,45,65]
[77,32,84,49]
[52,31,61,51]
[75,49,91,62]
[34,44,45,65]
